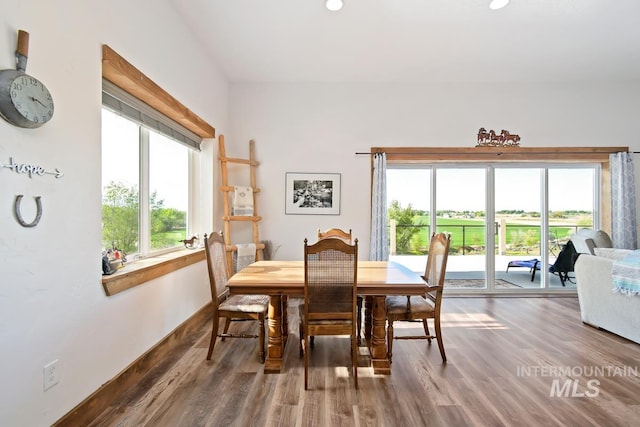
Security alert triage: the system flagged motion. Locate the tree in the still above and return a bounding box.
[388,200,421,254]
[103,183,188,253]
[149,190,187,249]
[102,181,139,253]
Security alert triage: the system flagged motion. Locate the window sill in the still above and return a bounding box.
[101,248,205,296]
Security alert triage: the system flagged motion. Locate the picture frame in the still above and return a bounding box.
[285,173,341,215]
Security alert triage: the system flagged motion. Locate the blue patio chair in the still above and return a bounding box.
[506,259,540,281]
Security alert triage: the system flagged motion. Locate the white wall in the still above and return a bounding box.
[229,82,640,260]
[0,1,228,425]
[2,2,639,424]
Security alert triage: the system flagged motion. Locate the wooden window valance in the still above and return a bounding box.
[102,45,215,139]
[368,145,629,238]
[370,147,628,163]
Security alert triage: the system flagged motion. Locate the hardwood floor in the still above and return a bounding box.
[89,297,640,427]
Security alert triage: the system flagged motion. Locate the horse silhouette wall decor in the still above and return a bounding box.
[476,128,521,147]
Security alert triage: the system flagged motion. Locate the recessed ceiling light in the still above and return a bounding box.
[489,0,510,10]
[326,0,343,12]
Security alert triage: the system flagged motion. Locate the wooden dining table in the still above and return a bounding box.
[226,260,427,374]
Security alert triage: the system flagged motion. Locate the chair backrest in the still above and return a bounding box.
[204,232,230,306]
[304,237,358,321]
[317,228,352,244]
[550,240,579,274]
[423,232,451,303]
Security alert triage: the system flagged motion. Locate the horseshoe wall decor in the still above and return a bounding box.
[14,195,42,227]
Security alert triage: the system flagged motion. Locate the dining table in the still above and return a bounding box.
[225,260,427,374]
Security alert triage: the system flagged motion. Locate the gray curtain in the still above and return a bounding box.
[369,152,389,260]
[610,152,637,249]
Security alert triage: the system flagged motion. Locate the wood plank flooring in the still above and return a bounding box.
[89,297,640,427]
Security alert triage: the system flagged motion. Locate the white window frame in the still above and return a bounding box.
[101,82,200,258]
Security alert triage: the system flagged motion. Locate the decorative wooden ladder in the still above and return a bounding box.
[218,135,264,273]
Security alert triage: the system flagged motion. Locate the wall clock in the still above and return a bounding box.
[0,30,54,128]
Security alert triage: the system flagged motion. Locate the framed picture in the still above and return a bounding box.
[285,173,341,215]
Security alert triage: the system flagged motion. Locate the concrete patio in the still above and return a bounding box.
[391,254,574,292]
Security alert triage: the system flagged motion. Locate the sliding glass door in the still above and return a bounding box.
[548,168,596,288]
[387,163,599,293]
[436,168,487,289]
[495,168,544,290]
[386,167,431,273]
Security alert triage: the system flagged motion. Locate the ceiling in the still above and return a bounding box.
[172,0,640,84]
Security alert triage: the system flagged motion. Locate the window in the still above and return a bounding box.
[101,109,140,254]
[100,45,215,295]
[101,84,196,258]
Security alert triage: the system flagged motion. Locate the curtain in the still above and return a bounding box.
[370,152,389,260]
[610,152,637,249]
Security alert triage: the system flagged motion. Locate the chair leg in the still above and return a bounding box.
[304,333,310,390]
[221,317,231,341]
[530,260,539,281]
[387,320,394,363]
[207,316,220,360]
[357,297,363,346]
[299,321,304,358]
[434,317,447,363]
[352,333,358,389]
[423,319,432,343]
[258,314,265,363]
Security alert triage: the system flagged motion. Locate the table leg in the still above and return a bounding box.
[370,295,391,374]
[282,295,289,345]
[264,295,283,373]
[364,296,373,343]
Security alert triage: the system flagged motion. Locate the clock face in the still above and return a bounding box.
[10,75,54,126]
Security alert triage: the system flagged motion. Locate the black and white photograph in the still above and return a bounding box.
[285,173,340,215]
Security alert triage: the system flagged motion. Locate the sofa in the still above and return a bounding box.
[570,228,613,255]
[574,248,640,344]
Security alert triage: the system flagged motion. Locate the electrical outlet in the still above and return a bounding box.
[43,360,59,391]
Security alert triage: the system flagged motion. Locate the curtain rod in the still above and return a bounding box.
[355,151,636,155]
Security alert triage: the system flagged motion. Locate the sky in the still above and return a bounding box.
[101,109,188,210]
[387,167,595,212]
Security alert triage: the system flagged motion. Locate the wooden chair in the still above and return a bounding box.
[317,227,352,243]
[299,237,359,390]
[386,232,451,363]
[316,228,364,345]
[204,232,269,362]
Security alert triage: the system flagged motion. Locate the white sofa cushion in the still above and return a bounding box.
[591,230,613,248]
[571,229,613,255]
[593,247,631,260]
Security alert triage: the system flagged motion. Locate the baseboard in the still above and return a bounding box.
[53,302,212,427]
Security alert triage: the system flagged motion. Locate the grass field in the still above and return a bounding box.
[397,215,584,255]
[151,229,187,250]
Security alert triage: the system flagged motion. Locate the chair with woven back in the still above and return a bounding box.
[317,227,352,242]
[316,228,364,345]
[204,231,269,363]
[385,232,451,363]
[299,237,359,390]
